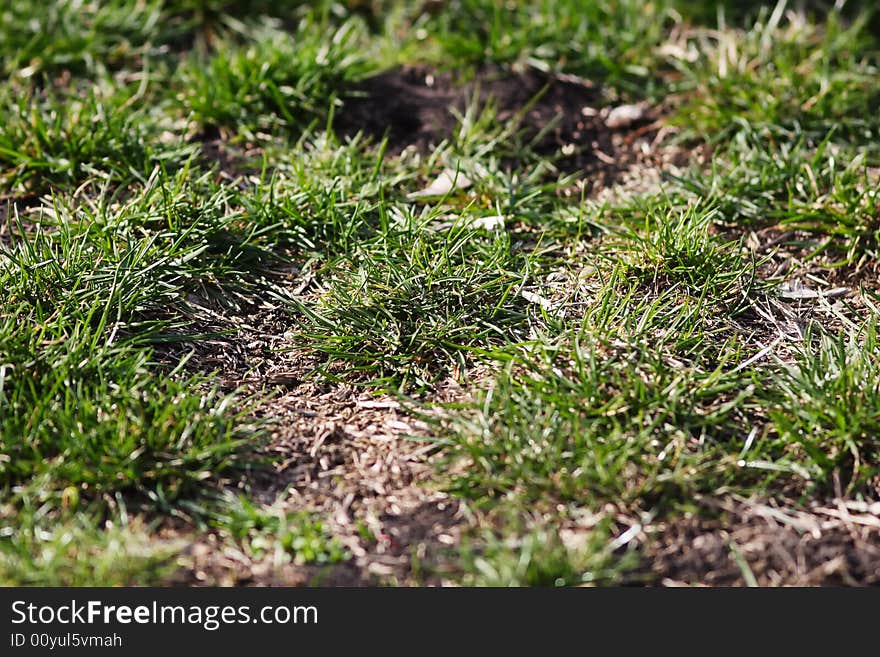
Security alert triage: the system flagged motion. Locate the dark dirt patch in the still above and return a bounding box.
[336,64,668,192]
[640,496,880,586]
[196,136,265,184]
[0,195,41,247]
[337,65,603,155]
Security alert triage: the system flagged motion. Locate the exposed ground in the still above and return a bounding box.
[2,1,880,587]
[644,496,880,586]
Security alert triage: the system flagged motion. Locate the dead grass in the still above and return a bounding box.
[641,495,880,586]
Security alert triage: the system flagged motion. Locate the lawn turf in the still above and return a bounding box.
[2,0,880,586]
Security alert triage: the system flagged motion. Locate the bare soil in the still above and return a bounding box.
[640,496,880,586]
[336,64,679,193]
[178,377,466,585]
[156,281,468,585]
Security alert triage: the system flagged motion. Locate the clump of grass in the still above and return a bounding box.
[0,0,166,78]
[0,81,187,192]
[670,124,880,260]
[0,513,180,586]
[294,222,532,388]
[439,335,751,508]
[205,494,349,566]
[668,5,880,149]
[769,325,880,495]
[614,203,755,308]
[176,14,371,137]
[0,343,256,507]
[456,517,636,586]
[240,135,412,255]
[0,171,279,514]
[0,300,259,507]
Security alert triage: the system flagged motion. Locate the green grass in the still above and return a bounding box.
[423,0,674,96]
[0,79,187,191]
[175,13,373,138]
[0,0,166,78]
[204,494,349,566]
[293,221,534,389]
[440,330,754,508]
[1,0,879,586]
[671,124,880,261]
[770,325,880,494]
[0,514,181,586]
[667,6,880,149]
[455,516,636,586]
